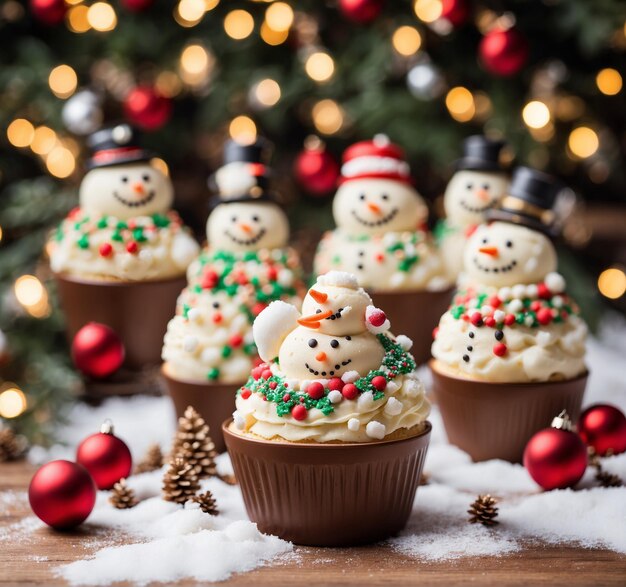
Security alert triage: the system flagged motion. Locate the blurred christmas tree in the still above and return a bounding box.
[0,0,625,441]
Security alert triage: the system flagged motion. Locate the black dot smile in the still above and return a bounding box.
[350,207,398,227]
[459,198,497,214]
[326,307,345,321]
[305,358,352,377]
[113,190,156,208]
[224,227,267,246]
[472,256,518,274]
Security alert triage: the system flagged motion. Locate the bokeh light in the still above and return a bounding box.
[30,126,57,155]
[48,65,78,99]
[392,26,422,56]
[46,146,76,178]
[445,86,475,122]
[265,2,293,31]
[179,44,213,86]
[260,21,289,45]
[522,101,551,129]
[67,5,91,33]
[229,115,257,145]
[0,387,27,419]
[224,9,254,40]
[596,68,622,96]
[312,99,344,135]
[598,267,626,299]
[305,52,335,83]
[568,127,599,158]
[87,2,117,32]
[253,78,281,107]
[414,0,442,23]
[7,119,34,148]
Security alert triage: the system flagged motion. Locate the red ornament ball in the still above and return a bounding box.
[578,404,626,456]
[123,86,172,131]
[524,419,588,490]
[371,375,387,391]
[306,381,325,400]
[29,0,67,25]
[341,383,358,400]
[72,322,125,379]
[440,0,470,28]
[29,460,96,529]
[291,404,308,421]
[328,377,343,391]
[120,0,154,12]
[368,309,387,327]
[339,0,384,24]
[76,421,132,490]
[294,141,339,196]
[479,27,529,77]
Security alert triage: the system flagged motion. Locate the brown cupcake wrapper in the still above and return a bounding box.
[430,360,588,463]
[223,420,432,547]
[369,288,453,366]
[162,366,240,453]
[55,273,186,372]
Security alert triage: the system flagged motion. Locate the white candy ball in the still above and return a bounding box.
[365,421,386,440]
[545,272,566,293]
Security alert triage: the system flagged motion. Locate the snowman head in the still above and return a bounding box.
[79,162,173,219]
[207,201,289,252]
[464,221,557,286]
[300,271,372,336]
[444,170,508,227]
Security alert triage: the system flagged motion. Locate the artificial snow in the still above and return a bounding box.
[9,315,623,582]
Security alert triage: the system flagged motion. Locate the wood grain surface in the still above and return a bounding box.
[1,461,625,587]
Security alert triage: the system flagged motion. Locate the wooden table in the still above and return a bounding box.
[2,461,625,587]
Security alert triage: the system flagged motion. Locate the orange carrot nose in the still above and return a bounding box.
[475,188,490,201]
[133,183,145,195]
[315,351,327,362]
[298,309,333,328]
[479,246,499,257]
[367,202,382,214]
[309,289,328,304]
[239,223,252,234]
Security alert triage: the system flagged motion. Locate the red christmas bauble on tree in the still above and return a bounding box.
[72,322,125,379]
[440,0,470,28]
[121,0,154,12]
[339,0,384,24]
[523,411,588,490]
[123,86,172,131]
[76,420,132,490]
[578,404,626,456]
[29,0,67,25]
[294,138,340,196]
[29,460,96,529]
[479,27,529,77]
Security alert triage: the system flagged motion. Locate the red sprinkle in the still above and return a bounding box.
[240,388,251,399]
[291,404,307,421]
[488,296,501,309]
[282,393,291,402]
[537,283,551,299]
[267,266,278,281]
[432,327,439,339]
[252,302,267,316]
[504,314,516,326]
[307,381,325,400]
[126,241,138,254]
[99,243,113,258]
[484,317,496,328]
[371,376,387,391]
[269,381,277,390]
[537,308,553,325]
[341,383,358,400]
[128,220,137,229]
[328,377,343,391]
[68,207,81,220]
[261,369,273,380]
[212,312,223,324]
[462,315,470,322]
[530,300,542,312]
[493,343,507,357]
[201,270,218,289]
[229,334,244,348]
[252,367,263,380]
[375,253,385,263]
[368,309,387,327]
[470,312,483,326]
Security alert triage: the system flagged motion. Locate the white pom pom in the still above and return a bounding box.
[341,370,360,383]
[187,308,201,322]
[384,397,403,416]
[252,301,300,363]
[365,305,391,335]
[317,271,359,289]
[347,418,360,432]
[545,272,566,294]
[183,336,198,353]
[512,284,526,299]
[365,421,386,440]
[328,390,343,404]
[395,335,413,351]
[172,234,200,268]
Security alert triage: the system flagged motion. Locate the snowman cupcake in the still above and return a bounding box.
[314,135,452,364]
[436,136,509,281]
[48,125,199,375]
[224,271,431,546]
[162,139,304,451]
[431,167,588,462]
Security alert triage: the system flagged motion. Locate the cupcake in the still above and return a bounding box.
[162,138,304,452]
[224,271,431,546]
[436,136,509,281]
[431,167,588,463]
[47,125,199,377]
[314,135,452,365]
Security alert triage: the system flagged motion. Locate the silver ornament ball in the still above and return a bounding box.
[407,63,445,100]
[62,90,103,135]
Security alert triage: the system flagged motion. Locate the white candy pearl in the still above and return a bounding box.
[328,390,343,404]
[183,336,198,353]
[512,284,527,299]
[384,397,403,416]
[494,310,506,323]
[508,299,523,313]
[498,287,512,301]
[365,421,386,440]
[187,308,201,322]
[347,418,360,432]
[545,272,566,293]
[526,284,538,298]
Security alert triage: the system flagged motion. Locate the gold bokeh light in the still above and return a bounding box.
[224,9,254,40]
[30,126,57,155]
[229,116,257,145]
[522,101,550,129]
[260,21,289,45]
[7,119,35,148]
[254,78,281,107]
[48,65,78,99]
[87,2,117,32]
[265,2,294,31]
[598,267,626,299]
[568,127,599,159]
[0,387,27,419]
[414,0,442,23]
[46,146,76,178]
[596,68,622,96]
[312,99,344,135]
[392,26,422,56]
[305,52,335,83]
[445,86,475,122]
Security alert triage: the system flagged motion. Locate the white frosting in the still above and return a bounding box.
[253,301,300,363]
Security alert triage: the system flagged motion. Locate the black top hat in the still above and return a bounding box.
[455,135,506,172]
[487,166,564,234]
[86,124,153,169]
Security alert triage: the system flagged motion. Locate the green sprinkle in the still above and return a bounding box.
[221,345,232,358]
[112,230,123,242]
[97,217,109,229]
[152,214,170,228]
[77,234,89,249]
[207,368,220,381]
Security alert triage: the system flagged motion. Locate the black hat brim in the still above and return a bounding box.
[87,150,154,170]
[454,158,506,172]
[208,191,279,210]
[486,209,557,237]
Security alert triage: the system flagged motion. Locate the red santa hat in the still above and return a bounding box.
[339,134,412,185]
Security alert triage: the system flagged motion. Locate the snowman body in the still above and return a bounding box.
[438,169,509,280]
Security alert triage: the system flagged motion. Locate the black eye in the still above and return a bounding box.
[506,240,513,248]
[143,175,150,182]
[482,238,488,244]
[231,216,237,222]
[381,194,389,201]
[315,309,322,314]
[482,184,489,190]
[466,183,473,190]
[252,215,260,222]
[330,340,339,348]
[345,336,351,341]
[308,339,318,348]
[212,302,220,309]
[121,176,128,183]
[359,194,366,201]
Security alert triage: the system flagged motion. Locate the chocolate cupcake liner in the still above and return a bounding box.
[430,361,588,463]
[223,421,432,546]
[56,273,186,371]
[370,289,454,366]
[162,366,240,453]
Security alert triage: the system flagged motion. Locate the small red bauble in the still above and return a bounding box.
[578,404,626,456]
[368,309,387,327]
[306,381,325,400]
[123,86,172,131]
[537,308,553,325]
[339,0,384,23]
[493,343,507,357]
[341,383,358,400]
[371,375,387,391]
[440,0,470,27]
[126,241,138,254]
[479,27,529,77]
[328,377,343,391]
[99,243,113,258]
[294,139,340,196]
[76,421,133,490]
[72,322,125,379]
[29,0,67,25]
[291,404,308,421]
[240,388,252,400]
[120,0,154,12]
[29,460,96,529]
[523,411,587,490]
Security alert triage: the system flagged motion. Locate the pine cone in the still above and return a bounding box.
[0,428,27,462]
[109,478,139,509]
[192,490,219,516]
[596,468,624,488]
[162,456,200,504]
[171,406,217,478]
[135,443,164,474]
[468,494,499,526]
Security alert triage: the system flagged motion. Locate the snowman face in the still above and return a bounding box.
[278,327,385,380]
[207,202,289,252]
[333,178,427,235]
[300,284,372,336]
[79,163,173,219]
[464,222,557,287]
[444,170,508,227]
